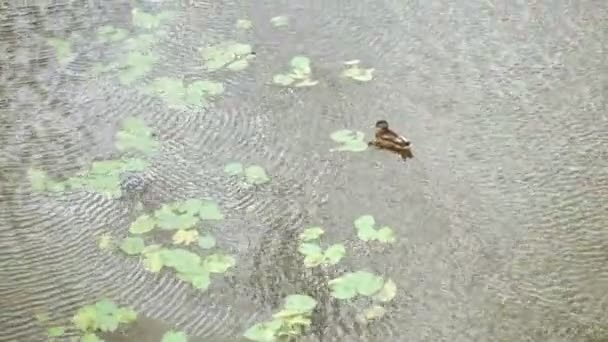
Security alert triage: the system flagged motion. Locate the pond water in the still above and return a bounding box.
[1,0,607,341]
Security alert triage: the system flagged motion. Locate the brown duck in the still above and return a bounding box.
[368,120,413,159]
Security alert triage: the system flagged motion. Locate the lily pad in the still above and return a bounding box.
[329,271,385,299]
[273,56,318,87]
[270,15,289,27]
[299,227,324,241]
[150,77,224,108]
[330,129,368,152]
[201,41,253,71]
[243,319,283,342]
[364,305,386,320]
[132,9,173,30]
[119,237,145,255]
[373,278,397,302]
[290,56,311,74]
[72,299,137,334]
[172,229,199,245]
[48,326,65,337]
[98,234,113,250]
[161,330,188,342]
[197,234,216,249]
[82,333,103,342]
[244,165,270,185]
[224,162,244,176]
[203,254,236,273]
[272,74,294,86]
[155,206,199,230]
[129,214,156,234]
[324,244,346,265]
[284,294,317,313]
[353,215,396,243]
[118,51,158,85]
[236,19,253,30]
[341,63,375,82]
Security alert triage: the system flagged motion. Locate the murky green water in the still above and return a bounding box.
[1,1,607,341]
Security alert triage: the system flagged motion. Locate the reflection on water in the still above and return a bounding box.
[1,0,607,341]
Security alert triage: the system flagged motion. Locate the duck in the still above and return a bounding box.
[368,120,413,159]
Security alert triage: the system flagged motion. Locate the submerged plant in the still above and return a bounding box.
[341,60,374,82]
[354,215,396,243]
[72,298,137,341]
[244,294,317,342]
[201,41,255,72]
[147,77,224,109]
[297,226,345,268]
[47,37,74,65]
[223,162,271,185]
[329,129,368,152]
[273,56,318,87]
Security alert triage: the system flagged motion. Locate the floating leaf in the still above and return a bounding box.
[132,9,173,29]
[290,56,311,74]
[245,165,270,185]
[143,249,164,273]
[188,80,225,96]
[284,294,317,313]
[48,326,65,337]
[203,254,236,273]
[98,234,113,250]
[299,227,324,241]
[376,226,396,243]
[160,248,202,274]
[236,19,253,30]
[224,162,244,176]
[303,253,325,268]
[342,65,375,82]
[81,333,103,342]
[197,234,216,249]
[294,79,318,87]
[172,229,199,245]
[119,51,157,85]
[197,200,224,220]
[119,237,145,255]
[272,74,294,86]
[329,271,385,299]
[202,42,252,71]
[373,278,397,302]
[124,33,156,51]
[28,168,49,191]
[243,319,283,342]
[298,243,323,256]
[324,244,346,265]
[364,305,386,320]
[179,270,211,290]
[227,58,250,71]
[270,15,289,27]
[330,130,368,152]
[354,215,396,243]
[161,330,188,342]
[155,206,199,230]
[129,214,156,234]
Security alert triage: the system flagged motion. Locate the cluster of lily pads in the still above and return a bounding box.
[224,162,271,185]
[329,129,369,152]
[243,294,317,342]
[28,117,158,198]
[244,214,398,341]
[117,198,235,291]
[41,298,190,342]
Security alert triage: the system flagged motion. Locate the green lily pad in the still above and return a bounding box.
[197,200,224,220]
[244,165,270,185]
[290,56,311,74]
[298,243,323,256]
[115,117,159,155]
[243,319,283,342]
[201,42,253,71]
[124,33,156,51]
[364,305,386,320]
[299,226,324,241]
[284,294,317,313]
[129,214,156,234]
[330,129,368,152]
[162,330,188,342]
[82,333,103,342]
[118,51,158,85]
[270,15,289,27]
[197,234,216,249]
[143,249,164,273]
[302,252,325,268]
[236,19,253,30]
[294,79,319,87]
[224,162,244,176]
[119,237,145,255]
[155,206,199,230]
[354,215,396,243]
[373,278,397,302]
[329,271,385,299]
[132,9,173,29]
[342,64,375,82]
[72,299,137,334]
[28,168,49,191]
[272,74,294,86]
[47,326,65,337]
[203,254,236,273]
[179,270,211,290]
[324,244,346,265]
